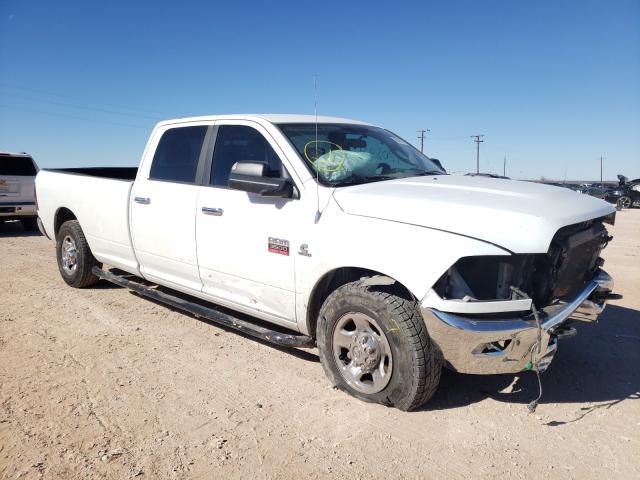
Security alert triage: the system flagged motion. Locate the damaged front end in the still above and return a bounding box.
[420,215,618,375]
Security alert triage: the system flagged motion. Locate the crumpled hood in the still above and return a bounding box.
[333,175,615,253]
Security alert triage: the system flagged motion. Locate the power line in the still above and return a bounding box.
[471,135,484,173]
[0,103,149,129]
[417,129,430,153]
[0,82,172,117]
[0,90,161,120]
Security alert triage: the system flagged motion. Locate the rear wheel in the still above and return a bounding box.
[317,280,442,411]
[56,220,100,288]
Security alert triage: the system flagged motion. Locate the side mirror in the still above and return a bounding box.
[228,161,294,198]
[430,158,446,172]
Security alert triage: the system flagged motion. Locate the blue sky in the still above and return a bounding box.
[1,0,638,180]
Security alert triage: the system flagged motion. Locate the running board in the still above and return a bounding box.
[92,267,316,349]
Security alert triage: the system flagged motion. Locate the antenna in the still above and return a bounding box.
[314,75,321,222]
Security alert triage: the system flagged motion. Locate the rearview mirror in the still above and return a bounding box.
[228,161,294,198]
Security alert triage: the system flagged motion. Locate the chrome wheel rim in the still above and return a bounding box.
[61,235,78,275]
[332,312,393,394]
[620,197,632,209]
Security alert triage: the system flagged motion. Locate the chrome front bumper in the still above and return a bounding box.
[420,270,614,374]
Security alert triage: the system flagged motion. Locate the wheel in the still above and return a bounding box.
[317,280,442,411]
[21,217,38,231]
[56,220,100,288]
[617,196,632,209]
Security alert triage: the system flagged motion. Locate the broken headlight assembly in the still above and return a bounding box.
[426,216,611,316]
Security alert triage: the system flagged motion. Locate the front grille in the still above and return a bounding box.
[531,219,608,305]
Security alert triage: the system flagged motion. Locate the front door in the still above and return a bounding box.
[195,122,300,324]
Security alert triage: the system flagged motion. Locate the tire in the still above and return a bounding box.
[317,280,442,411]
[21,217,38,231]
[56,220,100,288]
[617,196,632,209]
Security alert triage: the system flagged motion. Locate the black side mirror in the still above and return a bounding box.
[430,158,446,172]
[228,161,294,198]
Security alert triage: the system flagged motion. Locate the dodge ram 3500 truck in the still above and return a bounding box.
[36,115,617,411]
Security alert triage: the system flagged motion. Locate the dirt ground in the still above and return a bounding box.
[1,210,639,480]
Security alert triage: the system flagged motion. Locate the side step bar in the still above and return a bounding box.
[92,267,316,349]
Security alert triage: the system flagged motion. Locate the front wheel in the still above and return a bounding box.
[56,220,101,288]
[317,280,442,411]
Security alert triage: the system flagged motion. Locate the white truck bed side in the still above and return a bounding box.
[36,170,140,274]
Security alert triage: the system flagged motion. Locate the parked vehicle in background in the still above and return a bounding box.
[36,114,618,411]
[605,176,640,209]
[0,152,39,230]
[581,182,611,198]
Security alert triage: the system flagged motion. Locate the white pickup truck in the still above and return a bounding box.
[1,152,39,230]
[36,114,617,411]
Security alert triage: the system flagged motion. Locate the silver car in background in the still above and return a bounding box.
[0,152,39,231]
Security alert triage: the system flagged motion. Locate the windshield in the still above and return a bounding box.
[278,123,445,186]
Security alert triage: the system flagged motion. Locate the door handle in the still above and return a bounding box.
[134,197,151,205]
[202,207,223,216]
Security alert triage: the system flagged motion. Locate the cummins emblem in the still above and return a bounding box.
[298,244,312,257]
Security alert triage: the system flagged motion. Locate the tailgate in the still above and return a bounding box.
[0,176,35,203]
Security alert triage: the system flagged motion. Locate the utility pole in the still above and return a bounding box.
[503,154,506,177]
[417,129,430,153]
[471,135,484,173]
[600,156,603,183]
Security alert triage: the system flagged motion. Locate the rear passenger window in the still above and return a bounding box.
[149,126,207,183]
[210,125,284,187]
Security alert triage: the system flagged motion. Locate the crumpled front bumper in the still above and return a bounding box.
[420,269,614,374]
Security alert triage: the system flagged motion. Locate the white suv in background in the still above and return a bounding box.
[0,152,39,231]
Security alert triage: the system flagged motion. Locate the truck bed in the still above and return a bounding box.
[36,168,140,275]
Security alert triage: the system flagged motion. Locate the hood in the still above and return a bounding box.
[333,175,615,253]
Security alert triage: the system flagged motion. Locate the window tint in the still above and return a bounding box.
[210,125,283,187]
[149,126,207,183]
[0,156,37,176]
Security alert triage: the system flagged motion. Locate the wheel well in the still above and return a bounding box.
[54,207,77,238]
[306,267,415,338]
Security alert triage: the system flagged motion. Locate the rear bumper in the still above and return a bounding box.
[420,269,614,374]
[0,201,36,218]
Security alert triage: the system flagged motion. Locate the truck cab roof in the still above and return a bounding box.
[155,114,374,128]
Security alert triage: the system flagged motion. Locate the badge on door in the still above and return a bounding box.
[268,237,290,256]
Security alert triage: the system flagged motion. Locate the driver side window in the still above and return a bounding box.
[210,125,284,187]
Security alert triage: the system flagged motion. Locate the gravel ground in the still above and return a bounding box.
[1,209,639,479]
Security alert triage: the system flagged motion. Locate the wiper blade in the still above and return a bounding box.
[333,175,396,187]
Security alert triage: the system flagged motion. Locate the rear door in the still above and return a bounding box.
[195,122,301,324]
[130,125,211,292]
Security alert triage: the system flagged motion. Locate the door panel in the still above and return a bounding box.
[131,180,201,290]
[196,188,298,322]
